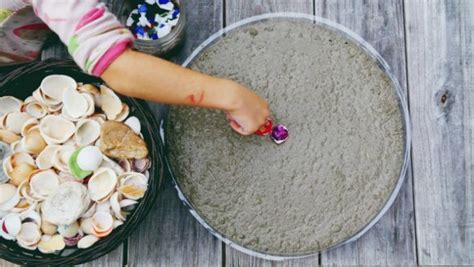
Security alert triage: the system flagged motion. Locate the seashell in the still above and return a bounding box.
[100,121,148,159]
[114,104,129,122]
[0,129,20,144]
[23,101,47,119]
[20,209,41,226]
[80,217,94,235]
[10,140,24,153]
[0,96,22,117]
[64,232,83,246]
[118,159,132,173]
[100,85,122,120]
[90,114,106,125]
[36,145,60,170]
[39,115,76,144]
[53,145,75,173]
[20,118,39,137]
[4,112,33,134]
[17,222,41,249]
[29,170,59,200]
[77,235,99,249]
[75,119,100,147]
[3,152,37,186]
[124,116,141,135]
[18,179,40,203]
[91,212,113,237]
[81,203,96,219]
[88,167,117,202]
[0,141,11,184]
[57,172,77,183]
[21,126,47,156]
[58,221,80,238]
[96,202,110,213]
[41,219,57,235]
[132,158,151,173]
[0,213,22,239]
[119,199,138,213]
[100,155,124,175]
[81,92,96,117]
[40,75,76,103]
[69,148,93,180]
[42,181,91,225]
[118,172,148,200]
[113,220,123,229]
[10,198,33,213]
[38,234,65,254]
[78,84,100,96]
[110,192,126,221]
[62,88,88,119]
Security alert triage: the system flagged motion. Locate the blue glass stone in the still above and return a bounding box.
[135,26,145,35]
[138,4,147,13]
[158,0,170,4]
[171,9,180,19]
[151,33,159,40]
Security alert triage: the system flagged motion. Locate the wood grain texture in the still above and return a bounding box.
[224,1,317,266]
[126,1,224,266]
[405,0,474,265]
[315,0,416,266]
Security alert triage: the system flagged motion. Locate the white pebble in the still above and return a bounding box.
[77,146,103,171]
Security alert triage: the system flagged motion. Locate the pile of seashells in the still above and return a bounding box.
[0,75,151,254]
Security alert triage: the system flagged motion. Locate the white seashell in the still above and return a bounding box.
[0,141,11,184]
[2,213,22,237]
[89,114,106,125]
[23,101,47,119]
[81,203,96,219]
[20,209,42,226]
[113,220,123,229]
[77,235,99,249]
[0,96,23,117]
[41,219,57,235]
[20,118,38,137]
[21,126,47,156]
[0,129,20,144]
[124,116,141,135]
[100,85,122,120]
[29,170,59,200]
[10,140,23,153]
[91,211,113,237]
[110,192,125,221]
[58,221,80,238]
[53,145,75,173]
[81,92,96,117]
[75,120,101,147]
[100,156,124,175]
[88,167,117,202]
[4,112,33,134]
[39,115,76,145]
[42,181,91,225]
[78,84,99,96]
[77,146,103,172]
[118,172,148,200]
[36,145,60,170]
[40,75,76,102]
[95,202,110,213]
[57,172,77,183]
[80,217,94,235]
[63,88,88,119]
[114,104,129,122]
[17,179,40,203]
[17,222,41,248]
[3,151,37,186]
[38,234,65,254]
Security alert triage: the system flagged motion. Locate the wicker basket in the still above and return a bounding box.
[0,59,164,265]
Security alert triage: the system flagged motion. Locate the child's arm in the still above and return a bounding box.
[101,49,269,135]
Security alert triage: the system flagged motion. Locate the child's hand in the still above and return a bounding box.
[223,80,270,135]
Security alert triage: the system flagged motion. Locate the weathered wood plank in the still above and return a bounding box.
[405,0,474,265]
[224,1,316,266]
[315,0,416,266]
[127,1,224,266]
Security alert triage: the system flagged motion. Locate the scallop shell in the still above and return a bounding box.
[39,115,76,144]
[118,172,148,200]
[77,235,99,249]
[40,75,76,103]
[75,119,101,146]
[36,145,60,170]
[37,234,66,254]
[91,211,113,237]
[0,96,23,117]
[23,101,47,119]
[4,112,33,134]
[88,167,117,202]
[17,222,41,249]
[53,145,75,173]
[21,126,47,156]
[42,181,91,225]
[0,129,20,144]
[100,85,122,120]
[62,88,88,119]
[29,170,59,200]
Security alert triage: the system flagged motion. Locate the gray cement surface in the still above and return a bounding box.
[166,20,404,255]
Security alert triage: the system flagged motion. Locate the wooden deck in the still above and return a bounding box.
[1,0,474,266]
